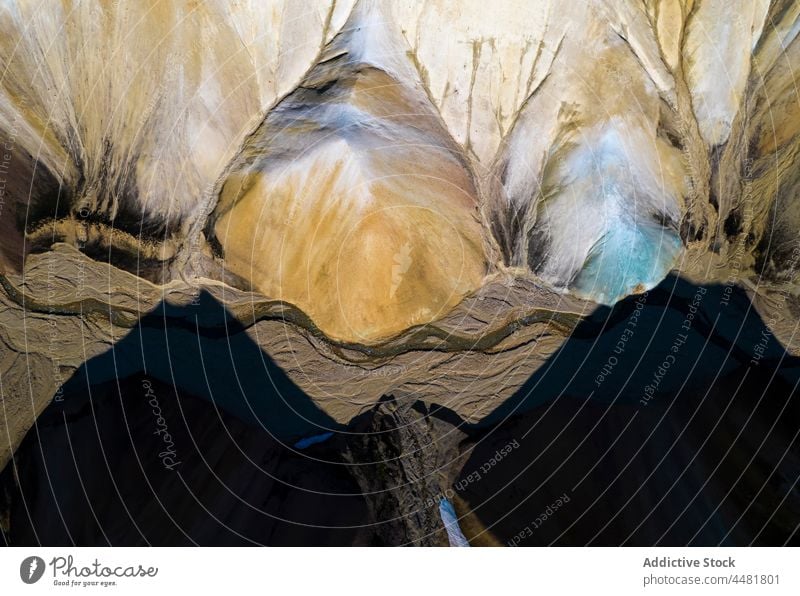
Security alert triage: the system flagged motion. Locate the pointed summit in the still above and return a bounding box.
[209,4,487,343]
[324,0,421,84]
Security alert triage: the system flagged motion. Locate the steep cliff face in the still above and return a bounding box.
[489,2,688,303]
[1,0,800,545]
[1,1,797,326]
[0,0,351,271]
[211,2,488,341]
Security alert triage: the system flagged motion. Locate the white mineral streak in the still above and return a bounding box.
[683,0,770,146]
[390,0,554,165]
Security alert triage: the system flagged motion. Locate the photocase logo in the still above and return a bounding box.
[20,556,45,584]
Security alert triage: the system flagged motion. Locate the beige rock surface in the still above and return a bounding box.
[213,3,489,341]
[0,0,799,473]
[0,244,582,467]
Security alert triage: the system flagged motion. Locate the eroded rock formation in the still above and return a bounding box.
[1,0,800,546]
